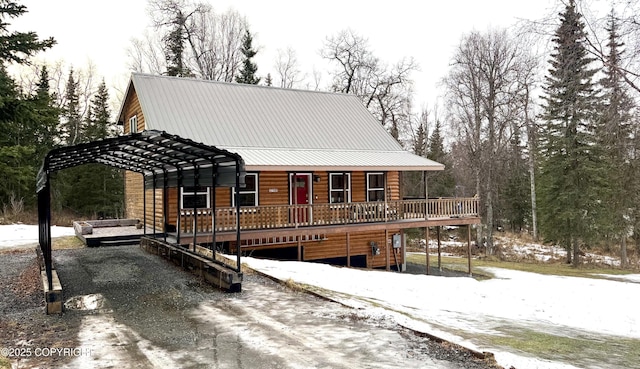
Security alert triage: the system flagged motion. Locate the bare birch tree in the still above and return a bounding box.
[321,29,417,141]
[444,29,531,255]
[129,0,247,81]
[274,47,303,88]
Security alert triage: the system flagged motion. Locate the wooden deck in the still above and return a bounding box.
[177,197,479,235]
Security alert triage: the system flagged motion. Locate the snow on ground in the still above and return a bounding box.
[240,256,640,369]
[2,224,639,368]
[0,224,75,249]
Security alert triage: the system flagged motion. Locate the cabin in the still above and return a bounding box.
[117,73,479,270]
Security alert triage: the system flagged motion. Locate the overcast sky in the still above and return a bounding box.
[14,0,561,107]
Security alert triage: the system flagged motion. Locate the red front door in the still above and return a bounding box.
[292,174,311,223]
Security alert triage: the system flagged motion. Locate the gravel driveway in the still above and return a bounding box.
[0,245,499,369]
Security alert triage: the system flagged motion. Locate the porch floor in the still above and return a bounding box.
[78,225,164,247]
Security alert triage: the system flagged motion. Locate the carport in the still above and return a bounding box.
[36,130,246,309]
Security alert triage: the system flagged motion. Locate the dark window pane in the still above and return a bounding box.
[183,194,208,208]
[244,174,256,191]
[369,174,384,188]
[239,193,256,206]
[184,186,207,193]
[368,190,385,202]
[331,175,345,190]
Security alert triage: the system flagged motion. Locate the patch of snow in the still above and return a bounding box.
[0,224,75,249]
[65,294,105,311]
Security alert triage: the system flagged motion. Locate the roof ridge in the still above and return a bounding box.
[131,72,356,99]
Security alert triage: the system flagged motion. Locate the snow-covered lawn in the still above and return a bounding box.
[241,256,640,369]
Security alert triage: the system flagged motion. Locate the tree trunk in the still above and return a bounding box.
[526,117,538,241]
[572,237,580,267]
[620,233,628,268]
[486,189,494,255]
[475,170,483,250]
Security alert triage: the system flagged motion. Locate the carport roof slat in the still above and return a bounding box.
[36,130,245,192]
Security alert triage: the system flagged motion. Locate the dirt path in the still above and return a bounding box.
[1,245,498,369]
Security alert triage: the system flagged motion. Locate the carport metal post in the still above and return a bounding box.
[235,160,242,273]
[192,163,200,251]
[163,169,169,243]
[152,173,157,237]
[211,164,217,257]
[143,178,147,236]
[38,174,53,291]
[176,168,183,245]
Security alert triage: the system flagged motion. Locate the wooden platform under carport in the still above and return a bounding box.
[140,237,243,292]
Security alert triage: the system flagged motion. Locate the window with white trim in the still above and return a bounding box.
[329,173,351,203]
[232,173,258,206]
[181,186,210,209]
[366,172,385,202]
[129,115,138,133]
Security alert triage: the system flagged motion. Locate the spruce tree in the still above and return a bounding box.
[83,79,112,141]
[235,29,260,84]
[0,0,55,64]
[64,80,123,218]
[502,127,530,232]
[0,0,55,209]
[426,121,454,197]
[30,65,60,158]
[61,68,82,145]
[597,11,636,267]
[164,10,190,77]
[538,0,604,266]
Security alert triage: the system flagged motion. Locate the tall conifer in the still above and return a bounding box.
[597,11,636,267]
[538,0,604,266]
[235,29,260,84]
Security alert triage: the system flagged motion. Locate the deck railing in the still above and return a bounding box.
[178,197,479,234]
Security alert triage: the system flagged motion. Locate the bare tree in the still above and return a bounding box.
[274,47,303,88]
[129,0,248,81]
[127,31,167,75]
[444,29,531,254]
[321,29,418,141]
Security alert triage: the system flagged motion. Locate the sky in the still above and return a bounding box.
[12,0,560,107]
[3,223,638,369]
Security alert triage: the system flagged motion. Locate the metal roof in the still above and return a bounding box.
[36,130,245,192]
[120,73,444,172]
[230,148,444,171]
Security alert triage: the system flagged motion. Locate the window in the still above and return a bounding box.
[181,186,210,209]
[329,173,351,203]
[233,173,258,206]
[367,172,385,202]
[129,115,138,133]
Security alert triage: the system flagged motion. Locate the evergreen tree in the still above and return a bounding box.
[0,65,34,205]
[58,80,123,218]
[538,0,604,266]
[30,65,60,158]
[235,29,260,84]
[264,73,273,86]
[0,1,54,211]
[412,122,427,157]
[597,10,636,267]
[426,120,455,197]
[0,1,55,64]
[164,10,190,77]
[502,127,530,232]
[83,79,112,141]
[61,68,82,145]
